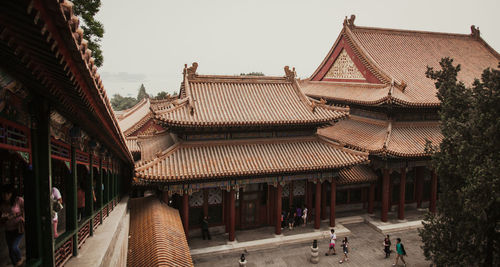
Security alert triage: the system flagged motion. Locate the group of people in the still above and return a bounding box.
[281,206,308,230]
[384,234,408,266]
[325,229,350,264]
[323,229,408,265]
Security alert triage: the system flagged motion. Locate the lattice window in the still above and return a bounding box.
[51,140,70,161]
[293,181,305,196]
[208,188,222,205]
[282,183,290,197]
[189,191,204,207]
[325,49,365,80]
[0,119,29,150]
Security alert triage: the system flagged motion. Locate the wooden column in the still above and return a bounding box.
[224,190,229,233]
[203,189,209,217]
[307,181,313,222]
[182,193,189,235]
[98,157,103,224]
[321,182,327,220]
[368,183,375,214]
[162,190,169,204]
[381,169,390,222]
[314,181,321,229]
[398,168,406,220]
[416,166,424,208]
[267,185,273,225]
[388,176,393,211]
[330,179,336,227]
[69,144,78,256]
[430,170,438,213]
[28,100,54,265]
[289,181,293,210]
[88,153,94,236]
[275,184,282,235]
[229,189,236,241]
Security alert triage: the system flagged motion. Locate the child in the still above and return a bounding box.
[384,234,392,258]
[325,229,336,256]
[393,238,407,266]
[339,237,349,263]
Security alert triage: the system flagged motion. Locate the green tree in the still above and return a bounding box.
[419,58,500,266]
[137,84,148,101]
[154,91,169,100]
[72,0,104,67]
[110,94,137,111]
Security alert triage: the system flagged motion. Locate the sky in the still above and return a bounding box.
[96,0,500,98]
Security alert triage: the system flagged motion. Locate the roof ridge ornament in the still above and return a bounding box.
[343,14,356,28]
[186,62,198,79]
[284,66,296,81]
[470,25,480,39]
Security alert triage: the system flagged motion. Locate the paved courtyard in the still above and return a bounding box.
[192,222,430,267]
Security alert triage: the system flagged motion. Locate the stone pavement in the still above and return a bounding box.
[192,222,430,267]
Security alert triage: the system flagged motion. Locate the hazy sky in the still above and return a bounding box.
[96,0,500,98]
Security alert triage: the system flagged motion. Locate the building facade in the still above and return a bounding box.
[301,15,500,222]
[0,1,134,266]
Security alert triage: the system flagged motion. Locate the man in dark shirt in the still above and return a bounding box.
[201,216,211,240]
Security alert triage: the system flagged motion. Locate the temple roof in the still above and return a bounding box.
[153,64,348,128]
[303,16,500,107]
[338,165,377,185]
[117,98,152,135]
[318,115,443,158]
[135,136,368,182]
[128,196,193,267]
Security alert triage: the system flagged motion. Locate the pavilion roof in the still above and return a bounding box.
[128,196,193,267]
[134,136,368,182]
[303,16,500,107]
[318,115,443,158]
[153,64,348,128]
[338,165,377,185]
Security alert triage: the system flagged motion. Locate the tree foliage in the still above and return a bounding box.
[419,58,500,266]
[137,84,148,101]
[72,0,104,67]
[110,94,137,111]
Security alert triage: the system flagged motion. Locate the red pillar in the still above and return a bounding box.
[275,184,282,235]
[430,170,438,213]
[229,189,236,241]
[314,181,321,229]
[330,180,336,227]
[182,193,189,235]
[224,190,229,233]
[381,169,390,222]
[398,168,406,220]
[321,182,327,220]
[368,183,375,214]
[162,190,169,204]
[388,176,393,211]
[416,166,424,208]
[306,181,313,222]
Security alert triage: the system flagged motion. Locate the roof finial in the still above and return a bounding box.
[284,66,296,81]
[343,14,356,28]
[186,62,198,79]
[470,25,480,39]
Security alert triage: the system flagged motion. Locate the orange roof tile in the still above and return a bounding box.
[319,116,443,157]
[307,18,500,107]
[117,98,151,135]
[135,136,367,182]
[128,196,193,267]
[125,137,140,153]
[338,165,377,185]
[154,64,347,128]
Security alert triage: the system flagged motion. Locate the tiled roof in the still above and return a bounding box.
[117,98,151,136]
[125,137,139,153]
[154,64,348,128]
[338,165,377,185]
[307,18,500,107]
[137,131,176,162]
[128,196,193,267]
[135,136,368,182]
[318,115,443,157]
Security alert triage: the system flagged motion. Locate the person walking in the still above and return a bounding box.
[302,207,308,226]
[51,186,63,238]
[393,238,407,266]
[201,216,211,240]
[1,184,25,267]
[384,234,392,258]
[296,206,302,226]
[339,237,349,263]
[77,183,85,222]
[325,229,336,256]
[288,209,295,230]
